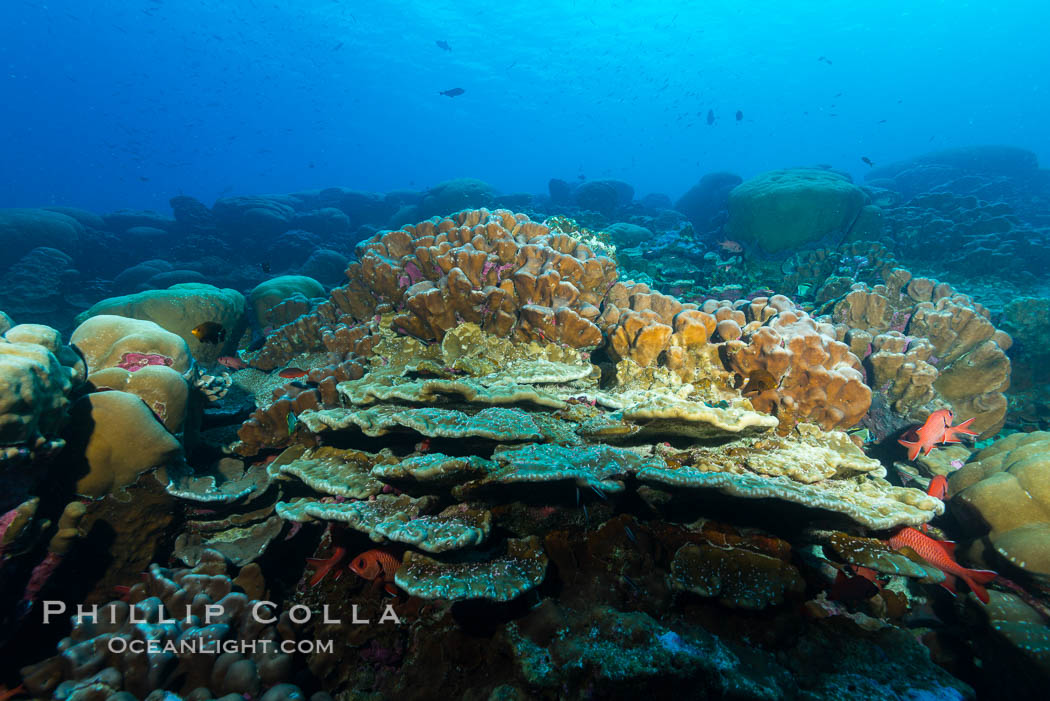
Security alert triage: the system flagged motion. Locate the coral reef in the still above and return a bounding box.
[718,300,871,432]
[9,173,1050,700]
[0,208,83,272]
[20,550,308,699]
[248,209,619,371]
[949,432,1050,584]
[0,318,86,467]
[830,267,1011,438]
[76,283,247,363]
[726,168,868,253]
[250,275,325,328]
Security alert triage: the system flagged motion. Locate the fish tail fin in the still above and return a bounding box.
[307,566,329,587]
[968,568,998,584]
[898,438,920,461]
[963,574,992,604]
[943,418,979,443]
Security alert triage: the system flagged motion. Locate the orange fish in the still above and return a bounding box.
[349,548,401,596]
[888,527,996,604]
[306,546,347,587]
[278,367,308,379]
[920,475,949,533]
[716,239,743,254]
[0,685,25,701]
[830,564,882,601]
[926,474,948,501]
[217,355,248,370]
[898,409,952,461]
[942,416,978,444]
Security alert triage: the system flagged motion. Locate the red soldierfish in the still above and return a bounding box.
[278,367,308,379]
[926,475,948,501]
[920,475,948,533]
[306,546,347,587]
[942,416,978,444]
[349,549,401,596]
[217,355,248,370]
[830,564,882,601]
[898,409,952,461]
[887,527,996,604]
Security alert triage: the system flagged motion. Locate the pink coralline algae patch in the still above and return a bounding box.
[359,638,405,667]
[889,312,912,333]
[117,352,173,372]
[0,506,22,559]
[404,261,425,285]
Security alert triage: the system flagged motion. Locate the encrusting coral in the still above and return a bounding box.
[247,209,619,371]
[226,213,941,554]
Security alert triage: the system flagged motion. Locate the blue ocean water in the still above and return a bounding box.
[2,0,1047,211]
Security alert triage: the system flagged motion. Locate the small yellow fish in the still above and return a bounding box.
[191,322,227,345]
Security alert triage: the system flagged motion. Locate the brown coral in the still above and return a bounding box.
[831,267,1011,437]
[248,210,618,371]
[0,321,85,464]
[599,284,718,371]
[64,390,183,498]
[670,541,804,609]
[20,550,304,699]
[949,432,1050,582]
[722,299,871,432]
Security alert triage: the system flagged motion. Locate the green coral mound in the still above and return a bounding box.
[726,168,866,253]
[76,283,247,363]
[249,275,324,327]
[0,208,83,267]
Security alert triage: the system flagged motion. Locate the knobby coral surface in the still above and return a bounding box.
[831,267,1011,437]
